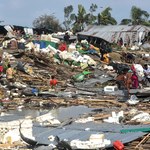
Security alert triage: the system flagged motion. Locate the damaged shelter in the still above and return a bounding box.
[77,25,150,46]
[0,25,53,38]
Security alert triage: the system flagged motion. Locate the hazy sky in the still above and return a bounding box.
[0,0,149,27]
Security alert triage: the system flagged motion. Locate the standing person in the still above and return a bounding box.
[6,64,15,83]
[116,72,126,90]
[0,62,3,75]
[118,38,123,46]
[63,32,70,44]
[124,69,133,94]
[99,42,106,61]
[131,71,139,89]
[116,69,131,98]
[143,64,150,83]
[0,62,3,84]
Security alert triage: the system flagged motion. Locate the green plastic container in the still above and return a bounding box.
[82,70,91,75]
[73,73,85,82]
[78,50,88,54]
[73,71,91,82]
[45,41,58,49]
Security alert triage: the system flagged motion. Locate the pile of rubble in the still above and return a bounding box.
[0,31,149,150]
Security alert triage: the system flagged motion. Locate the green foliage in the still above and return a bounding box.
[32,4,150,34]
[71,4,99,33]
[89,3,98,13]
[33,14,63,32]
[130,6,149,25]
[97,7,117,25]
[120,19,132,25]
[63,5,74,30]
[142,21,150,26]
[77,4,87,23]
[71,4,87,32]
[120,6,150,26]
[86,3,98,25]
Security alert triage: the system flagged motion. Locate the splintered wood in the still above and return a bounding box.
[77,98,127,108]
[124,133,150,150]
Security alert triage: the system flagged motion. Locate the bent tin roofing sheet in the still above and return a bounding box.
[21,122,149,148]
[78,25,150,44]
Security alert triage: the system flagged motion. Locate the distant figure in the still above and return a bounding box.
[121,52,135,63]
[121,43,127,52]
[0,62,3,84]
[143,64,150,83]
[131,71,139,89]
[124,69,133,93]
[99,42,105,60]
[0,62,3,74]
[6,64,15,83]
[49,75,65,91]
[10,38,18,50]
[63,32,70,44]
[116,71,126,90]
[49,75,58,89]
[58,40,68,52]
[102,52,111,64]
[118,38,123,46]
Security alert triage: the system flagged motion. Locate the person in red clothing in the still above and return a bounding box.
[50,75,58,89]
[131,71,139,89]
[0,63,3,74]
[49,75,66,91]
[58,40,67,52]
[0,62,3,82]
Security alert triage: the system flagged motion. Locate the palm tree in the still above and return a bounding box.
[71,4,87,32]
[120,6,149,26]
[97,7,117,25]
[131,6,149,25]
[87,3,98,25]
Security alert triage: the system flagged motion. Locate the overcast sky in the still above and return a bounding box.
[0,0,149,27]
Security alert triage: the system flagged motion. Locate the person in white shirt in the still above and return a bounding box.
[143,64,150,83]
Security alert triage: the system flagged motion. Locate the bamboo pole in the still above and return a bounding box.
[135,133,150,149]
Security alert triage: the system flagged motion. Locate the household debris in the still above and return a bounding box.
[0,25,149,150]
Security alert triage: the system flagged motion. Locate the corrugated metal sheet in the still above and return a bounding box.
[30,122,148,147]
[78,25,150,44]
